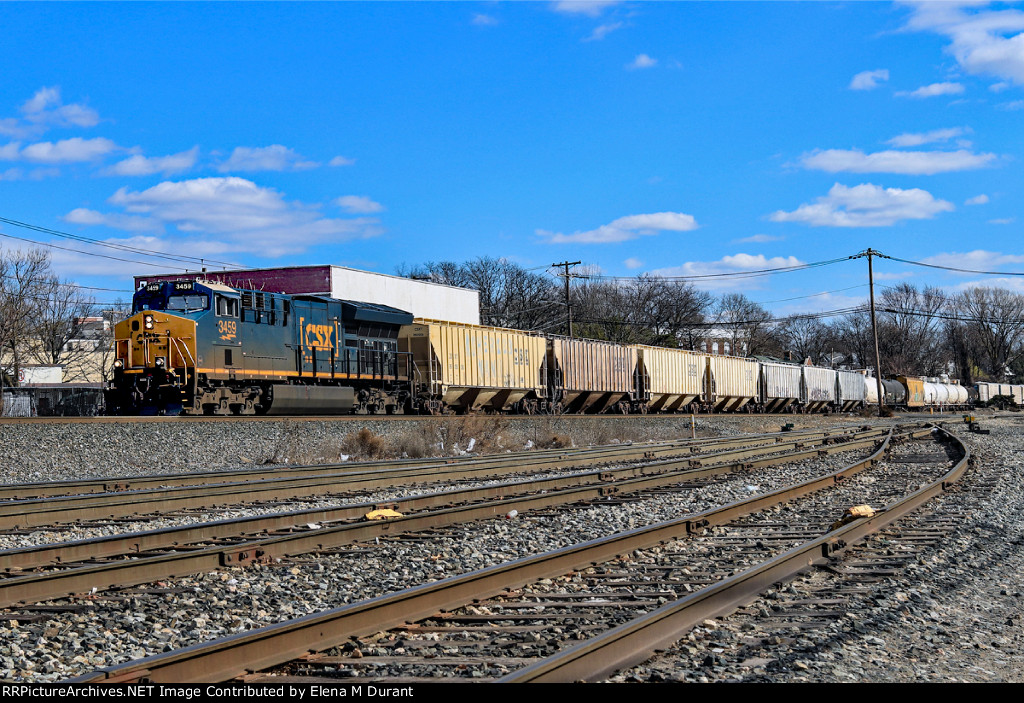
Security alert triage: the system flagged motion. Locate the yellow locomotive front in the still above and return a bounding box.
[107,283,200,415]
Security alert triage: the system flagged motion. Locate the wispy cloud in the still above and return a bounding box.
[965,194,989,205]
[849,68,889,90]
[652,254,806,291]
[217,145,318,172]
[584,22,623,41]
[335,195,384,214]
[798,148,996,175]
[623,257,644,269]
[550,1,620,18]
[62,207,165,234]
[329,155,356,167]
[472,13,498,26]
[895,81,965,98]
[734,234,784,244]
[103,146,199,176]
[770,183,954,227]
[627,54,657,70]
[922,250,1024,274]
[885,127,969,147]
[16,137,119,164]
[538,211,698,244]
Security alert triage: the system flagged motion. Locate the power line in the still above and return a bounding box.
[879,252,1024,277]
[0,215,242,269]
[581,255,859,282]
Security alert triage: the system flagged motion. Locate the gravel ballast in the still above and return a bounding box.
[1,412,1015,683]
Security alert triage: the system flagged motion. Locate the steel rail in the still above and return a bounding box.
[0,426,867,500]
[501,424,969,682]
[71,426,930,684]
[0,431,891,608]
[0,427,893,530]
[0,427,887,573]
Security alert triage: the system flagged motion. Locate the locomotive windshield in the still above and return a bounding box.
[166,293,209,312]
[132,281,210,313]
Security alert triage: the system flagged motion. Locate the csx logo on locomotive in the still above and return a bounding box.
[302,320,336,350]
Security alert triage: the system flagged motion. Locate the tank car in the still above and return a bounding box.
[107,280,414,415]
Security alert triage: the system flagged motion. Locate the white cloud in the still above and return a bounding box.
[998,99,1024,110]
[770,183,954,227]
[472,13,498,26]
[849,69,890,90]
[0,86,100,139]
[217,145,318,172]
[799,148,996,175]
[735,234,784,244]
[585,22,623,41]
[885,127,968,147]
[550,1,620,17]
[104,146,199,176]
[922,250,1024,274]
[538,211,698,244]
[104,177,383,256]
[652,254,806,291]
[627,54,657,70]
[18,137,118,164]
[624,257,644,269]
[989,217,1016,225]
[19,86,99,129]
[0,142,21,160]
[895,81,965,98]
[45,234,237,278]
[965,194,989,205]
[329,155,356,167]
[905,3,1024,86]
[62,208,165,234]
[335,195,384,214]
[20,87,60,115]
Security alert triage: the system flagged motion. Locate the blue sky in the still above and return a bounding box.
[1,1,1023,318]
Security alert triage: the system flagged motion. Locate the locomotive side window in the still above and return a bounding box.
[216,296,239,317]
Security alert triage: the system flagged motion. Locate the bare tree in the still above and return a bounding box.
[714,293,781,357]
[30,275,96,374]
[0,248,52,405]
[946,286,1024,382]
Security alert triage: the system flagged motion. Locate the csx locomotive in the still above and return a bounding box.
[107,279,413,415]
[107,279,972,416]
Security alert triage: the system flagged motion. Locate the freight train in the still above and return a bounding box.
[106,279,971,416]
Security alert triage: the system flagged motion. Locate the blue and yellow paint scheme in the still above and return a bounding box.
[107,279,414,415]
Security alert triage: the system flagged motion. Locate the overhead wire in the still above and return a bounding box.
[0,216,242,269]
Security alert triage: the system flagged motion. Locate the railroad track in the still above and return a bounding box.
[64,423,964,683]
[0,427,892,609]
[0,426,887,529]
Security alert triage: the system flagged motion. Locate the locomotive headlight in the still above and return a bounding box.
[144,314,154,330]
[113,359,123,369]
[155,357,165,368]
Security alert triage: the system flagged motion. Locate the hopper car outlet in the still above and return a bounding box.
[106,279,973,416]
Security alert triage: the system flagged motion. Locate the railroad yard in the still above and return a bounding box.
[0,412,1020,683]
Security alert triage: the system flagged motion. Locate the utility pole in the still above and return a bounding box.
[552,261,581,338]
[865,248,886,417]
